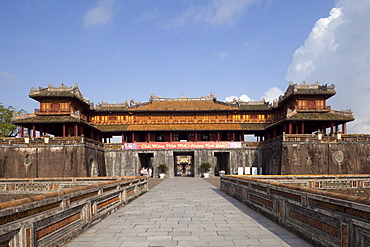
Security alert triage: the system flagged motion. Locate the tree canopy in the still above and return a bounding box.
[0,104,26,137]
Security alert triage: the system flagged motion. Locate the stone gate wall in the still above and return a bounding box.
[281,134,370,175]
[0,137,106,178]
[104,145,262,177]
[1,134,370,178]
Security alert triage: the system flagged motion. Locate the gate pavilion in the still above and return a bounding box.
[13,82,354,142]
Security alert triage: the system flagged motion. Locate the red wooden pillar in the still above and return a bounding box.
[301,122,305,134]
[32,124,36,138]
[121,133,125,143]
[131,132,135,142]
[20,126,24,137]
[170,132,173,142]
[147,132,150,142]
[288,122,293,134]
[342,123,347,134]
[39,126,44,137]
[63,124,66,137]
[74,124,78,136]
[330,122,334,134]
[232,132,235,141]
[79,125,84,136]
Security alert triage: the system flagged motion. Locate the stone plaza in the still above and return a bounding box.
[65,177,312,247]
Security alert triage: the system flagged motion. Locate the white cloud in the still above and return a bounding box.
[261,87,283,103]
[225,88,283,104]
[84,0,116,28]
[225,96,239,102]
[285,0,370,133]
[168,0,259,28]
[225,94,251,102]
[240,94,252,102]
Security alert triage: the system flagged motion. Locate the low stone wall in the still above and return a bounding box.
[221,175,370,247]
[0,176,148,247]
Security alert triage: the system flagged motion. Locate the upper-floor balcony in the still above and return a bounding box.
[295,105,331,111]
[33,109,88,121]
[34,108,71,114]
[92,117,275,125]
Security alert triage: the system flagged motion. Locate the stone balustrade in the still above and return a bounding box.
[0,136,103,147]
[221,175,370,247]
[282,133,370,142]
[0,176,148,247]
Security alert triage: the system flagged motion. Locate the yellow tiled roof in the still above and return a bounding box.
[96,123,269,131]
[131,101,237,111]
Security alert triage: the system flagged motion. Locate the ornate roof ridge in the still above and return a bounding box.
[96,101,129,108]
[239,100,268,105]
[29,83,92,106]
[149,92,216,102]
[274,81,336,106]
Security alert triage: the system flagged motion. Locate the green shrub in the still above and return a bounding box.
[157,163,168,173]
[200,162,211,173]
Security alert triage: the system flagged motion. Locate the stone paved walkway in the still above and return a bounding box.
[65,177,312,247]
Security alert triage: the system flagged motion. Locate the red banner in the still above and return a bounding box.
[123,142,241,150]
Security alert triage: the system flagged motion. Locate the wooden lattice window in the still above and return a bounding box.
[307,100,316,109]
[51,103,60,112]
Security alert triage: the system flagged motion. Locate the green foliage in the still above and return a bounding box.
[200,162,211,172]
[157,163,168,173]
[0,104,26,137]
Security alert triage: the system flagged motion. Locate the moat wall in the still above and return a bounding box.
[1,135,370,178]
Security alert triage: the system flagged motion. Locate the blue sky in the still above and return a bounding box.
[1,0,369,133]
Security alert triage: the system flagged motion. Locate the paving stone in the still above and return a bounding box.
[65,178,312,247]
[119,241,150,247]
[66,242,94,247]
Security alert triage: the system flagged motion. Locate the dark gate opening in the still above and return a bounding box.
[173,152,194,177]
[138,153,154,177]
[214,152,230,176]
